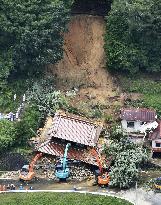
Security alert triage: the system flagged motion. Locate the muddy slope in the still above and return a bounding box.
[49,15,120,111]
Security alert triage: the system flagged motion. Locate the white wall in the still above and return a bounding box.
[152,139,161,148]
[121,120,142,133]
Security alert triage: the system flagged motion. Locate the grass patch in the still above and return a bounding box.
[120,77,161,94]
[119,75,161,117]
[0,193,132,205]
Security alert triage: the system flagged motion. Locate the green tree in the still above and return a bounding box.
[0,120,17,152]
[105,0,161,73]
[0,50,13,85]
[15,106,42,144]
[26,79,69,116]
[0,0,71,74]
[105,127,148,188]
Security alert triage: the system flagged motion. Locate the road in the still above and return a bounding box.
[1,177,161,205]
[115,188,161,205]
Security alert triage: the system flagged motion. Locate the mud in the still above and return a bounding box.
[48,15,121,116]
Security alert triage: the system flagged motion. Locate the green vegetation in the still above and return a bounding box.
[105,0,161,73]
[105,127,148,188]
[15,106,42,144]
[0,106,41,153]
[0,76,72,152]
[26,79,69,116]
[0,193,132,205]
[0,0,72,78]
[0,77,32,113]
[120,76,161,117]
[0,120,17,151]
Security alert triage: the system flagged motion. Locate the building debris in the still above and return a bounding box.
[35,111,104,169]
[38,140,98,166]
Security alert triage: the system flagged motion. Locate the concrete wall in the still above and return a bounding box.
[152,139,161,148]
[121,120,142,133]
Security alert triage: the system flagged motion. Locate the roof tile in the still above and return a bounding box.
[37,140,97,166]
[47,112,102,146]
[120,108,156,122]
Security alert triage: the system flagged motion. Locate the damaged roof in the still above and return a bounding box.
[37,140,98,166]
[47,112,103,146]
[120,108,156,122]
[149,121,161,140]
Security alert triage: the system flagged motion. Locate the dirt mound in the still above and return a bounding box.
[48,15,121,115]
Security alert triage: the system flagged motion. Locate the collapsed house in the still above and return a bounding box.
[37,111,103,166]
[120,108,158,143]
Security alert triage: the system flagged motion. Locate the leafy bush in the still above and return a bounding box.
[0,77,33,113]
[105,127,148,188]
[0,105,42,150]
[0,120,17,152]
[26,79,69,116]
[15,106,42,144]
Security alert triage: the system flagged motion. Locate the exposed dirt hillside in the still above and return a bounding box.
[48,15,121,116]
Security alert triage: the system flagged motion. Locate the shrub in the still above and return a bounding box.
[26,80,69,116]
[15,105,42,144]
[105,127,149,188]
[0,120,17,152]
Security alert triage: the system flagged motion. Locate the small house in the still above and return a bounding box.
[120,108,157,138]
[149,121,161,153]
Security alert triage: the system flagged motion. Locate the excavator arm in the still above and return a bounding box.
[91,149,103,174]
[29,152,43,172]
[62,143,71,171]
[91,148,110,186]
[19,152,43,181]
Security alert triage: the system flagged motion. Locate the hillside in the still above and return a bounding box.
[48,15,121,117]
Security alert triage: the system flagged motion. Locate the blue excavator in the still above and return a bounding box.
[55,143,71,181]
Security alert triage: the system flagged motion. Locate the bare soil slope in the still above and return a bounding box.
[49,15,121,115]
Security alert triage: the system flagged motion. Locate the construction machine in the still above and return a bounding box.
[55,143,71,181]
[19,152,43,181]
[153,177,161,191]
[91,149,110,186]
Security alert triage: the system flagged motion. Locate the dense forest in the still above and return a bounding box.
[105,0,161,73]
[1,0,160,80]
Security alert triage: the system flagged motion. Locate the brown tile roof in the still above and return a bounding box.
[37,140,98,166]
[120,108,156,122]
[149,121,161,140]
[47,112,103,146]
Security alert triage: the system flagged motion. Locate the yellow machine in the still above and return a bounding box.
[153,177,161,190]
